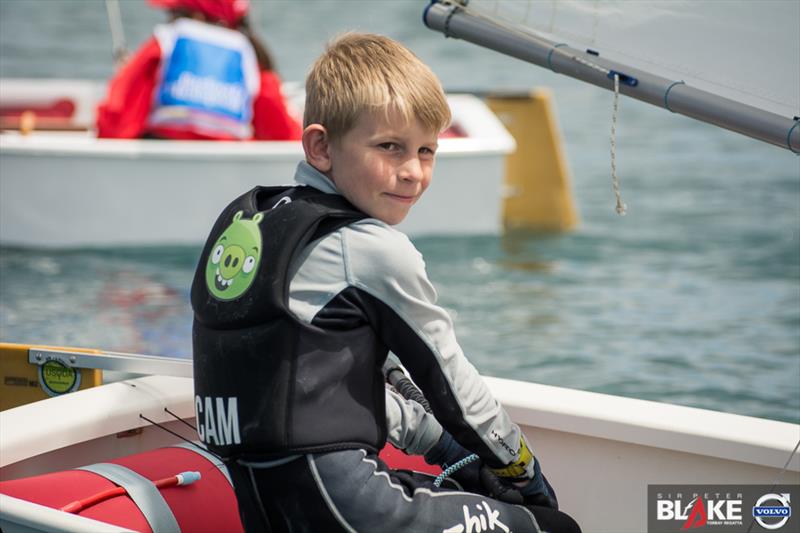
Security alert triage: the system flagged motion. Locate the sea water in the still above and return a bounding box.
[1,1,798,424]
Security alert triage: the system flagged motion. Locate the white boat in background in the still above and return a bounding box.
[0,345,798,533]
[0,79,515,248]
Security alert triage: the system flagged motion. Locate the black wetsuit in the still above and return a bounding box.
[191,162,581,532]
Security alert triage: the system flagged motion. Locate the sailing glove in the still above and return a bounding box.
[518,457,559,509]
[479,459,558,509]
[485,436,559,510]
[424,431,483,493]
[425,432,558,509]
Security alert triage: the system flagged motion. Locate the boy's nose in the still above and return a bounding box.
[399,156,424,182]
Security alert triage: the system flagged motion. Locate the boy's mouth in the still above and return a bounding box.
[384,192,417,204]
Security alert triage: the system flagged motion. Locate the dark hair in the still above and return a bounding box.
[168,10,274,71]
[237,17,274,72]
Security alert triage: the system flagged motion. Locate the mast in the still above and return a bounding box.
[423,1,799,153]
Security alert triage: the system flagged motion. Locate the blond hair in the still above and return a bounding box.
[304,33,451,140]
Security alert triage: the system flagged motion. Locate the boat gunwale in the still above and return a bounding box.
[2,374,797,474]
[0,134,513,159]
[485,376,800,473]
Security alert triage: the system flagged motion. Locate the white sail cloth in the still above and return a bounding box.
[466,0,799,119]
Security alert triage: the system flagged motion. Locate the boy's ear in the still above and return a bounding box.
[302,124,332,173]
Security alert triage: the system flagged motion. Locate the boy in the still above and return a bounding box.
[191,33,580,532]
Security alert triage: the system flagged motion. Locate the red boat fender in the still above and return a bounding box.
[0,98,75,119]
[0,445,242,533]
[0,443,440,531]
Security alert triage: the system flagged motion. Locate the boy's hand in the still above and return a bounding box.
[488,434,535,479]
[478,466,524,504]
[424,432,558,509]
[424,431,483,493]
[424,430,466,467]
[486,436,559,510]
[516,457,559,509]
[480,459,559,509]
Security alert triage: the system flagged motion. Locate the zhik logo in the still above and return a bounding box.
[443,501,510,533]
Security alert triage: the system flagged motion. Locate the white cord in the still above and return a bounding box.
[610,73,627,215]
[452,1,629,215]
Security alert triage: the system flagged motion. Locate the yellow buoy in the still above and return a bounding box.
[487,89,579,234]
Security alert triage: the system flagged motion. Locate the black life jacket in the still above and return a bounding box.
[190,185,386,460]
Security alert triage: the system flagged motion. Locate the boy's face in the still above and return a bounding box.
[327,110,438,225]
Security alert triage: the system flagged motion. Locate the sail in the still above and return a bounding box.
[424,0,800,152]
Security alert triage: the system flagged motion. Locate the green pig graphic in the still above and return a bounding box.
[205,210,264,301]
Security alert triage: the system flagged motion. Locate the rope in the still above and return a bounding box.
[382,361,480,489]
[393,375,432,413]
[139,414,224,462]
[139,413,236,484]
[610,73,627,215]
[384,361,433,413]
[433,453,480,488]
[164,406,197,431]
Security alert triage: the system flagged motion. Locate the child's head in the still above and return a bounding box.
[149,0,273,70]
[302,33,451,225]
[304,32,450,142]
[149,0,249,28]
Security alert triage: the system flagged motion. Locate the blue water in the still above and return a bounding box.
[1,1,798,424]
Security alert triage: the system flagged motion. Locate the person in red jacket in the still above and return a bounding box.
[96,0,301,140]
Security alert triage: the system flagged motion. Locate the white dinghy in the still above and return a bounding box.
[0,80,515,248]
[0,346,798,533]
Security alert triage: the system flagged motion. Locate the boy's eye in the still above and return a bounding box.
[419,147,436,156]
[378,142,400,151]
